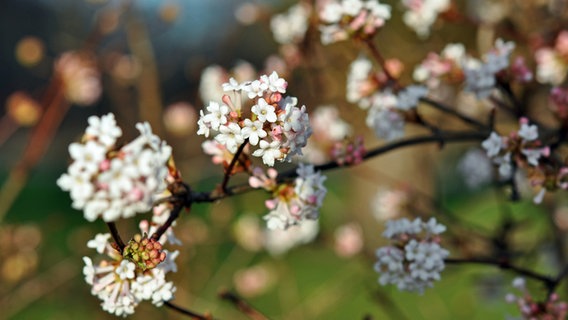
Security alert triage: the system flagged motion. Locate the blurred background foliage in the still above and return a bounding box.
[0,0,565,319]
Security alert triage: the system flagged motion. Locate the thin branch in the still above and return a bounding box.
[164,301,212,320]
[420,97,488,130]
[221,139,249,193]
[363,39,397,84]
[193,130,490,203]
[445,257,555,288]
[218,290,269,320]
[151,204,184,241]
[106,222,126,252]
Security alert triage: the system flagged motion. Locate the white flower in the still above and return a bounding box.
[222,77,241,91]
[401,0,450,38]
[522,148,547,166]
[319,0,391,45]
[320,3,343,23]
[367,108,405,141]
[252,140,282,166]
[251,98,277,123]
[116,260,136,280]
[518,122,538,142]
[204,101,230,130]
[270,3,311,45]
[215,122,245,153]
[422,217,446,235]
[87,233,111,254]
[85,113,122,147]
[261,71,287,93]
[481,132,503,158]
[463,63,496,99]
[396,85,428,110]
[243,80,268,99]
[241,119,267,146]
[68,141,107,174]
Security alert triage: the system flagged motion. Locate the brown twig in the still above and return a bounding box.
[164,301,212,320]
[220,139,249,193]
[106,222,126,252]
[362,39,396,85]
[419,97,488,130]
[445,257,555,289]
[219,290,269,320]
[192,130,490,204]
[151,204,184,241]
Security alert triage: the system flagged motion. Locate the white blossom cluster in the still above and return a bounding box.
[463,39,515,99]
[270,3,311,45]
[319,0,391,45]
[197,71,312,166]
[535,30,568,85]
[374,217,449,294]
[57,113,172,222]
[347,56,428,140]
[413,43,473,88]
[401,0,450,38]
[413,40,520,98]
[481,118,549,189]
[249,164,327,230]
[83,233,179,317]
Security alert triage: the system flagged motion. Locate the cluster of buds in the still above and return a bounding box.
[197,71,312,167]
[319,0,392,45]
[331,136,366,166]
[123,234,167,271]
[506,277,568,319]
[249,164,327,230]
[57,113,172,222]
[83,232,178,317]
[374,217,449,294]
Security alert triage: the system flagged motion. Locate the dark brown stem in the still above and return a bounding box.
[445,258,555,289]
[164,301,212,320]
[219,290,268,320]
[106,222,125,252]
[193,130,490,203]
[220,139,249,193]
[151,205,184,241]
[419,97,488,130]
[363,39,396,85]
